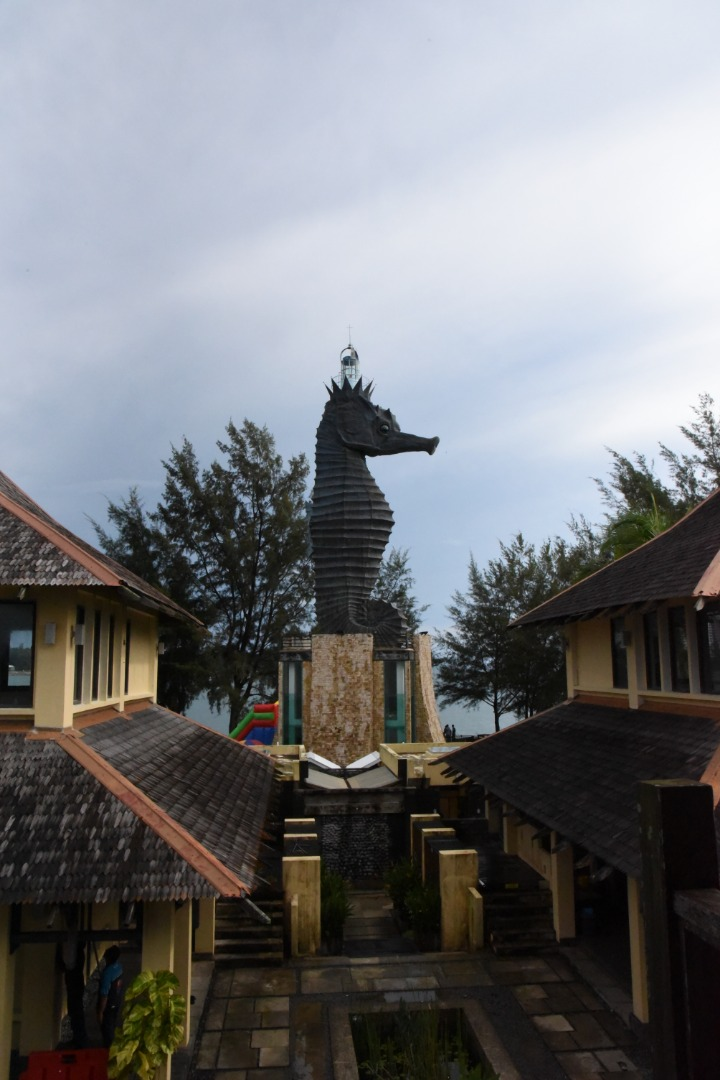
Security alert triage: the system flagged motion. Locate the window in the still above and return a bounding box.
[73,605,85,704]
[91,610,103,701]
[0,602,34,708]
[610,617,628,690]
[384,661,406,743]
[698,603,720,694]
[643,611,662,690]
[282,660,303,744]
[107,615,116,697]
[668,606,690,692]
[124,620,131,696]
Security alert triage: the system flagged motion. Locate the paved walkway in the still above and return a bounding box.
[185,891,653,1080]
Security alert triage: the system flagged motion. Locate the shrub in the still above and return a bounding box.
[383,859,421,923]
[108,970,186,1080]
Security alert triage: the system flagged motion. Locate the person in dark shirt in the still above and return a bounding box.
[97,946,123,1047]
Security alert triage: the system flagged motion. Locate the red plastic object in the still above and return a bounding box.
[21,1049,109,1080]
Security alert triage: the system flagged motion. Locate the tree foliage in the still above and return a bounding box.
[435,536,574,730]
[94,420,313,728]
[437,392,720,731]
[371,546,429,635]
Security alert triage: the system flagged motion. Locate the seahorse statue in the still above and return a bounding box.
[310,371,439,644]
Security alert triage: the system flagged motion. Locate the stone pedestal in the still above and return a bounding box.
[307,635,375,763]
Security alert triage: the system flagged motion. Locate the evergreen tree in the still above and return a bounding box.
[371,547,429,635]
[94,420,313,728]
[435,536,569,731]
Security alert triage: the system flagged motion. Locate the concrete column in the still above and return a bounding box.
[173,902,192,1046]
[440,849,479,952]
[283,856,320,957]
[409,813,440,861]
[627,876,649,1024]
[485,798,501,836]
[194,898,215,957]
[420,828,456,883]
[18,943,59,1053]
[503,804,519,855]
[141,903,176,1080]
[467,888,484,951]
[550,835,575,940]
[142,901,175,973]
[0,908,16,1080]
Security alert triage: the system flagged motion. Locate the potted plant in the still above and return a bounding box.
[108,969,186,1080]
[321,864,353,954]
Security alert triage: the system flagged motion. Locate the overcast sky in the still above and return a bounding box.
[4,2,720,729]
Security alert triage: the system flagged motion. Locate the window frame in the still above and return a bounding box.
[0,601,35,708]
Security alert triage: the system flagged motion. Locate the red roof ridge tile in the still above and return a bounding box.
[56,729,251,897]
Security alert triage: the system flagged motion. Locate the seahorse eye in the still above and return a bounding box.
[379,423,390,434]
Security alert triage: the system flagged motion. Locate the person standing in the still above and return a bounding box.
[97,946,123,1048]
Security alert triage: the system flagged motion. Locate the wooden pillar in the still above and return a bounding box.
[173,902,192,1046]
[440,850,478,951]
[627,876,649,1024]
[0,908,16,1080]
[194,898,215,957]
[550,834,575,940]
[639,779,719,1080]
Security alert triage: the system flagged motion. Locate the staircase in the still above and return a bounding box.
[485,886,556,955]
[214,894,285,967]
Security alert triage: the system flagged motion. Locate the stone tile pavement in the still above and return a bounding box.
[185,951,652,1079]
[181,893,653,1080]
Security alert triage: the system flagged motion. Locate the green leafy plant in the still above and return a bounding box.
[405,881,441,948]
[321,864,353,952]
[351,1005,497,1079]
[383,858,421,923]
[108,970,186,1080]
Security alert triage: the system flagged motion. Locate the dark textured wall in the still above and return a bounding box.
[318,813,401,880]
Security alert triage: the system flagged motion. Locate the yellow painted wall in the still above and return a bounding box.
[0,586,160,729]
[31,593,75,730]
[125,613,157,701]
[575,619,613,691]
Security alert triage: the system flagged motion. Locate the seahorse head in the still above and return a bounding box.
[322,378,439,458]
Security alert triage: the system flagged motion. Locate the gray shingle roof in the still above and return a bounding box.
[0,471,197,623]
[0,735,217,903]
[0,706,276,904]
[515,487,720,626]
[82,706,276,886]
[445,701,720,878]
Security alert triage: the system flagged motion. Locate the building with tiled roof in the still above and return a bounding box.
[445,487,720,1032]
[0,472,276,1076]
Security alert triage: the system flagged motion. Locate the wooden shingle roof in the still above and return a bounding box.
[0,706,276,904]
[515,487,720,627]
[0,471,197,624]
[445,701,720,878]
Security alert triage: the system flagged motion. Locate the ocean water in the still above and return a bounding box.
[184,693,514,739]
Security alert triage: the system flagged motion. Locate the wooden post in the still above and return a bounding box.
[639,779,719,1080]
